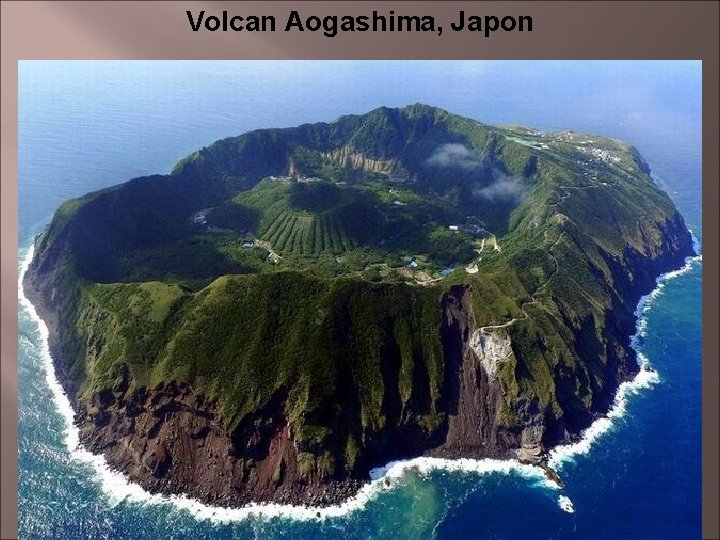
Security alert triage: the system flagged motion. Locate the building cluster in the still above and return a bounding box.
[448,220,487,237]
[575,145,621,164]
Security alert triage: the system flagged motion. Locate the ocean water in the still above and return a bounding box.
[18,61,702,539]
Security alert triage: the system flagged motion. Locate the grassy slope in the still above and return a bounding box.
[33,105,691,473]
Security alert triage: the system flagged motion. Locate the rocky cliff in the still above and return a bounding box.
[23,105,695,506]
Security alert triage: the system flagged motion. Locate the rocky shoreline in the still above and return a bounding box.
[20,102,699,510]
[22,221,693,508]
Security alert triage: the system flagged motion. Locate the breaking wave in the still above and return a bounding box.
[18,238,701,522]
[548,247,702,469]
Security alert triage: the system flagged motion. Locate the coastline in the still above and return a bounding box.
[18,237,701,521]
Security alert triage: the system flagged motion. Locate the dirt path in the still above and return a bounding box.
[476,182,600,334]
[477,182,604,334]
[478,232,563,334]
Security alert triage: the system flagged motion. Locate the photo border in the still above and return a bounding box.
[1,2,717,538]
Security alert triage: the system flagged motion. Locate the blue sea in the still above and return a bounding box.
[18,61,702,539]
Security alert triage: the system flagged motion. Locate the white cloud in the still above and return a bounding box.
[425,143,482,170]
[473,172,526,202]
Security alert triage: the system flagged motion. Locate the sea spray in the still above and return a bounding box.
[558,495,575,514]
[17,245,555,523]
[18,243,701,522]
[548,250,702,470]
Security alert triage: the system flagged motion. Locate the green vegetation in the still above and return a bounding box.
[30,104,692,476]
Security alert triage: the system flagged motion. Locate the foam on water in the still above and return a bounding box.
[558,495,575,513]
[17,245,554,523]
[18,240,701,523]
[548,249,701,469]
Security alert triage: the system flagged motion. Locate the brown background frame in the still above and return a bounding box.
[1,2,718,539]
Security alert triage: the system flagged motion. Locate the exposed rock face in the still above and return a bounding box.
[71,285,521,506]
[432,286,515,459]
[24,218,694,506]
[22,105,697,508]
[321,146,400,174]
[77,380,363,507]
[286,146,401,178]
[470,329,512,379]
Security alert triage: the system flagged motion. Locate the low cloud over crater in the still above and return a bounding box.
[426,144,527,203]
[473,172,527,202]
[425,143,483,171]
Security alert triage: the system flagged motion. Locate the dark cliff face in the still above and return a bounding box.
[24,228,84,404]
[44,215,690,508]
[68,285,520,506]
[23,105,696,507]
[76,380,365,507]
[544,209,694,447]
[433,285,516,458]
[24,212,694,507]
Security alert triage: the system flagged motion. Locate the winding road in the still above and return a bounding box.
[477,183,601,335]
